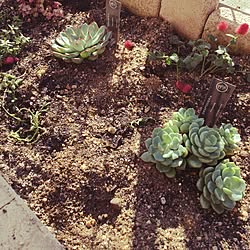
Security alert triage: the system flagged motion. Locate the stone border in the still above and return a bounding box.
[120,0,250,54]
[0,175,64,250]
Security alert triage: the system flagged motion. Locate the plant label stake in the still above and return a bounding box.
[106,0,121,44]
[199,78,236,127]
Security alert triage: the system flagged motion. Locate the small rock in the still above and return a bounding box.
[160,197,166,205]
[85,218,96,228]
[196,236,202,241]
[107,126,116,134]
[212,246,218,250]
[110,198,123,209]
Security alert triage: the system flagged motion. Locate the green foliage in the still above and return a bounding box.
[149,35,238,79]
[0,73,23,92]
[141,121,188,178]
[51,22,112,63]
[0,73,47,143]
[183,123,225,168]
[218,123,241,155]
[0,12,29,65]
[197,159,246,214]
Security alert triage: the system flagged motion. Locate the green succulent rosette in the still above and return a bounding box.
[197,159,246,214]
[183,122,225,168]
[141,122,188,178]
[218,123,241,155]
[171,108,204,134]
[51,22,112,63]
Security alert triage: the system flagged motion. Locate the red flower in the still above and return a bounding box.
[3,56,16,65]
[217,21,228,32]
[53,1,61,9]
[175,81,192,93]
[235,23,249,35]
[124,40,135,50]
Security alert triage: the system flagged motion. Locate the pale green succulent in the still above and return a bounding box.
[197,159,246,214]
[51,22,112,63]
[141,122,188,178]
[218,123,241,155]
[170,108,204,134]
[183,122,225,168]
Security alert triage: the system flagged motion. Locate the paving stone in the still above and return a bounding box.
[120,0,161,16]
[0,175,64,250]
[160,0,218,40]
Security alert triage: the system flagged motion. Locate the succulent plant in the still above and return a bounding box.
[51,22,112,63]
[170,108,204,134]
[197,159,246,214]
[141,122,188,178]
[218,123,241,155]
[183,122,225,168]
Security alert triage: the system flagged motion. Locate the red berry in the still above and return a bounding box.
[217,21,228,32]
[124,40,135,50]
[3,56,15,65]
[235,23,249,35]
[175,81,192,93]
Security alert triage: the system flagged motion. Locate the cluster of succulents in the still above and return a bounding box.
[51,22,112,63]
[16,0,63,20]
[141,107,245,214]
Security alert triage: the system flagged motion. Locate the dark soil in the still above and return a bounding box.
[0,1,249,249]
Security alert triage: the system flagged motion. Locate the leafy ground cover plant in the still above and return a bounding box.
[0,10,30,66]
[0,73,48,143]
[51,22,112,63]
[149,22,250,83]
[141,108,244,213]
[16,0,63,20]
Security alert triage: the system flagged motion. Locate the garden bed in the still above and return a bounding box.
[0,1,249,249]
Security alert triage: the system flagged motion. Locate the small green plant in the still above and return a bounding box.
[51,22,112,63]
[0,73,47,143]
[148,22,249,80]
[0,12,30,66]
[197,159,246,214]
[9,104,48,143]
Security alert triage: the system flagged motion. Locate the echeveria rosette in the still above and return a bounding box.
[183,122,225,168]
[218,123,241,155]
[197,159,246,214]
[51,22,112,63]
[141,122,188,178]
[170,108,204,134]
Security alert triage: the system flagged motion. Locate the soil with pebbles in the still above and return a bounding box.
[0,1,249,249]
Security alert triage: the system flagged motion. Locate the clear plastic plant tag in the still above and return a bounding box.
[199,78,236,127]
[106,0,121,44]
